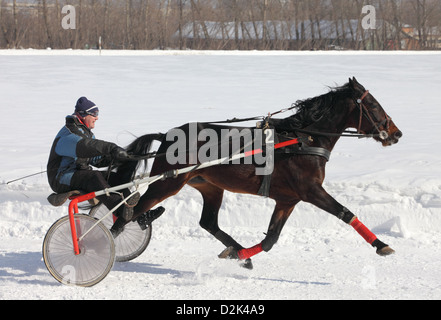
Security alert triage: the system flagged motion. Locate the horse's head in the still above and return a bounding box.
[348,77,402,147]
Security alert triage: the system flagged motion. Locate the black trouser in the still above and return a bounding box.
[70,169,128,216]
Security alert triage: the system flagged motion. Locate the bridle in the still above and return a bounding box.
[275,89,393,140]
[355,90,391,141]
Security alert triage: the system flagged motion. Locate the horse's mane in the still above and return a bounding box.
[271,82,353,132]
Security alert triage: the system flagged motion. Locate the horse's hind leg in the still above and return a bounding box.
[189,178,253,268]
[110,177,188,237]
[214,201,297,267]
[189,178,243,249]
[132,176,190,220]
[228,201,297,261]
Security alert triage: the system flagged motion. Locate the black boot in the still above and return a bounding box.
[110,201,135,238]
[118,191,140,220]
[110,217,126,238]
[137,206,165,230]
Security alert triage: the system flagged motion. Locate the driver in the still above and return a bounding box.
[47,97,164,237]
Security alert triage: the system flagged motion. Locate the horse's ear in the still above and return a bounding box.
[349,77,355,88]
[349,77,359,89]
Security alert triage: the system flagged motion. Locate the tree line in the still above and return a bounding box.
[1,0,440,50]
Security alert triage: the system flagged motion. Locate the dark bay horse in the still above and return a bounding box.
[120,77,403,268]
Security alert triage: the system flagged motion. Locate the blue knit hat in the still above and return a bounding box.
[75,97,99,117]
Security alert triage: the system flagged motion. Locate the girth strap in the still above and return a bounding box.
[277,143,331,162]
[292,145,331,161]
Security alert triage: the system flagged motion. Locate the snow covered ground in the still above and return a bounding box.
[1,49,441,301]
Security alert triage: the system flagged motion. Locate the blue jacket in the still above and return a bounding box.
[47,115,117,192]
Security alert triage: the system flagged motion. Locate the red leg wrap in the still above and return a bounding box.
[237,243,263,260]
[350,218,377,245]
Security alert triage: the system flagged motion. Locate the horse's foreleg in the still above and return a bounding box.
[304,184,395,256]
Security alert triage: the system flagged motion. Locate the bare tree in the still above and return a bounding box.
[0,0,439,50]
[13,0,18,46]
[0,0,10,47]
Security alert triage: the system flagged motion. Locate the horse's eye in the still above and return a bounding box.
[366,98,379,109]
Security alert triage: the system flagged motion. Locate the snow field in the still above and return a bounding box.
[0,50,440,300]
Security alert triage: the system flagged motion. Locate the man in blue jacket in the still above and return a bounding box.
[47,97,163,236]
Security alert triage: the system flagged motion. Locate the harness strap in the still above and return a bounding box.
[277,144,331,161]
[294,146,331,161]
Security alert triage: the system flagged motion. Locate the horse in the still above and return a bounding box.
[118,77,403,269]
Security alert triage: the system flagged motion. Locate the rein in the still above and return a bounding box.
[207,90,387,140]
[122,89,390,163]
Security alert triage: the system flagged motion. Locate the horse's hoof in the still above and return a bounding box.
[240,259,253,270]
[218,246,239,260]
[219,247,254,270]
[376,246,395,256]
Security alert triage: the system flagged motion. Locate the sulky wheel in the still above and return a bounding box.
[42,214,115,287]
[89,204,152,262]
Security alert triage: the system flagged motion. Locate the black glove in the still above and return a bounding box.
[111,146,131,161]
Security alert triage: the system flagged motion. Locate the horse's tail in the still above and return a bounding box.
[126,133,165,155]
[116,133,165,181]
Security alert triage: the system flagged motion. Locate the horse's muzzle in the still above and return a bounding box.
[394,130,403,140]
